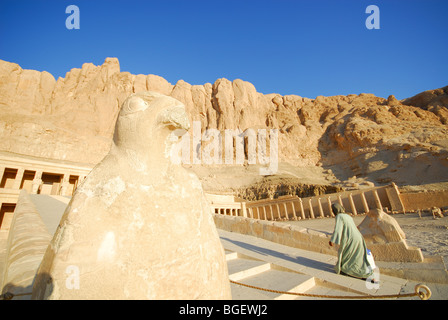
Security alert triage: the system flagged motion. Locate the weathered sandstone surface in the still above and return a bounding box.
[32,92,231,299]
[1,58,447,192]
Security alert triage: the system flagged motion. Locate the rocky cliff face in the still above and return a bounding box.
[1,57,447,189]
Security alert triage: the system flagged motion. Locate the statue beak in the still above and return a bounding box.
[158,105,191,131]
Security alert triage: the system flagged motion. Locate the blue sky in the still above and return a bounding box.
[0,0,447,99]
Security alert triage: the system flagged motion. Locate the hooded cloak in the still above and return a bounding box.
[330,204,373,279]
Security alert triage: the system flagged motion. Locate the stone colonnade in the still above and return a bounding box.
[210,183,406,221]
[0,153,92,231]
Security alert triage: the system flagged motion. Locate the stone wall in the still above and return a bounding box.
[400,190,448,211]
[213,214,424,263]
[214,214,337,257]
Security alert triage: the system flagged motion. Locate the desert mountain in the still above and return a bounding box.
[0,57,447,195]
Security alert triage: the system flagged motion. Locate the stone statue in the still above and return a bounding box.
[358,208,406,244]
[431,207,444,219]
[357,208,424,262]
[32,91,232,299]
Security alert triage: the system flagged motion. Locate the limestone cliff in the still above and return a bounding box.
[0,57,447,189]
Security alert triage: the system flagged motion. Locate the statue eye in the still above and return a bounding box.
[120,96,149,115]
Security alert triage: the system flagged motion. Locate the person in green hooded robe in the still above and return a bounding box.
[329,203,374,280]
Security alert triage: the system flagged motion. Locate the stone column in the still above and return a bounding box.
[31,170,43,194]
[60,173,70,196]
[241,202,247,218]
[338,195,344,207]
[308,199,315,219]
[283,202,288,220]
[248,207,253,219]
[0,166,5,186]
[269,205,274,220]
[348,193,357,215]
[291,201,298,220]
[327,197,334,217]
[298,199,305,219]
[262,206,267,220]
[13,167,25,189]
[275,204,281,220]
[317,198,325,218]
[373,190,382,210]
[361,192,369,213]
[0,201,3,228]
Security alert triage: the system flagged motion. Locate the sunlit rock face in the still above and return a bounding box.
[1,57,448,188]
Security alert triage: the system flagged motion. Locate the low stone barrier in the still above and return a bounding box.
[215,214,336,257]
[214,213,424,263]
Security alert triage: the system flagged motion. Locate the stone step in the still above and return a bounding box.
[221,229,430,300]
[227,257,271,282]
[226,254,360,300]
[225,250,238,261]
[226,250,318,300]
[230,282,272,300]
[234,268,316,300]
[220,230,414,300]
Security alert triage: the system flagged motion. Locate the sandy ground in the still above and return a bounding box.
[282,212,448,266]
[392,213,448,263]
